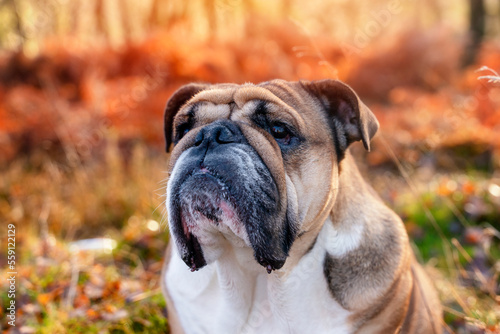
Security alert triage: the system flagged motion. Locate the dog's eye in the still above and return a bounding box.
[176,124,191,141]
[270,124,291,145]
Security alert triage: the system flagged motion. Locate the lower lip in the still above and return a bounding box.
[219,201,235,220]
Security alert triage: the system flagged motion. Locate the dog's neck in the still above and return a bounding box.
[330,153,376,226]
[284,152,372,268]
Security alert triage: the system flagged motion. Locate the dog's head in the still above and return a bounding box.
[164,79,378,273]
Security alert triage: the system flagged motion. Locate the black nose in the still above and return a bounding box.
[194,121,243,148]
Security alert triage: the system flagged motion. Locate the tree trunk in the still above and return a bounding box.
[94,0,109,42]
[9,0,25,48]
[462,0,486,67]
[119,0,132,42]
[149,0,161,28]
[204,0,217,39]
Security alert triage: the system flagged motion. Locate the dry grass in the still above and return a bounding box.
[1,138,499,333]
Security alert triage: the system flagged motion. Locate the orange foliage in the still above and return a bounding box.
[0,22,499,165]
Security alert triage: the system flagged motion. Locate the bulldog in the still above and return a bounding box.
[161,79,442,334]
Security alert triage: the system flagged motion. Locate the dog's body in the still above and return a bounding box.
[161,79,442,334]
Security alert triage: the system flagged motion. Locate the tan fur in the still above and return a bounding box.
[162,79,442,333]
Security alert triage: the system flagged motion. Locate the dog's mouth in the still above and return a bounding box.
[175,167,244,271]
[167,142,298,274]
[179,167,237,225]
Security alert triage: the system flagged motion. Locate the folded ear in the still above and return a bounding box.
[302,79,379,152]
[164,83,209,152]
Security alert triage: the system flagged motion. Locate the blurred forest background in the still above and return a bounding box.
[0,0,500,333]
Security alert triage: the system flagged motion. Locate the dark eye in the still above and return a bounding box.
[270,124,291,144]
[175,124,191,142]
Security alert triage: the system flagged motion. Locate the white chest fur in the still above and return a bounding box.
[165,219,361,334]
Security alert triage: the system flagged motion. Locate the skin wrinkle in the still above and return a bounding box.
[234,96,307,134]
[304,156,338,232]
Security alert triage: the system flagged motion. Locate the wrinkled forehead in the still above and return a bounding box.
[174,81,316,131]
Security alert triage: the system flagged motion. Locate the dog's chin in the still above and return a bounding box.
[177,172,251,264]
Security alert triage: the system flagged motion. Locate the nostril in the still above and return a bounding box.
[216,128,234,144]
[195,122,239,147]
[194,131,204,146]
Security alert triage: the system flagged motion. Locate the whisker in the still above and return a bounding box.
[152,199,166,215]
